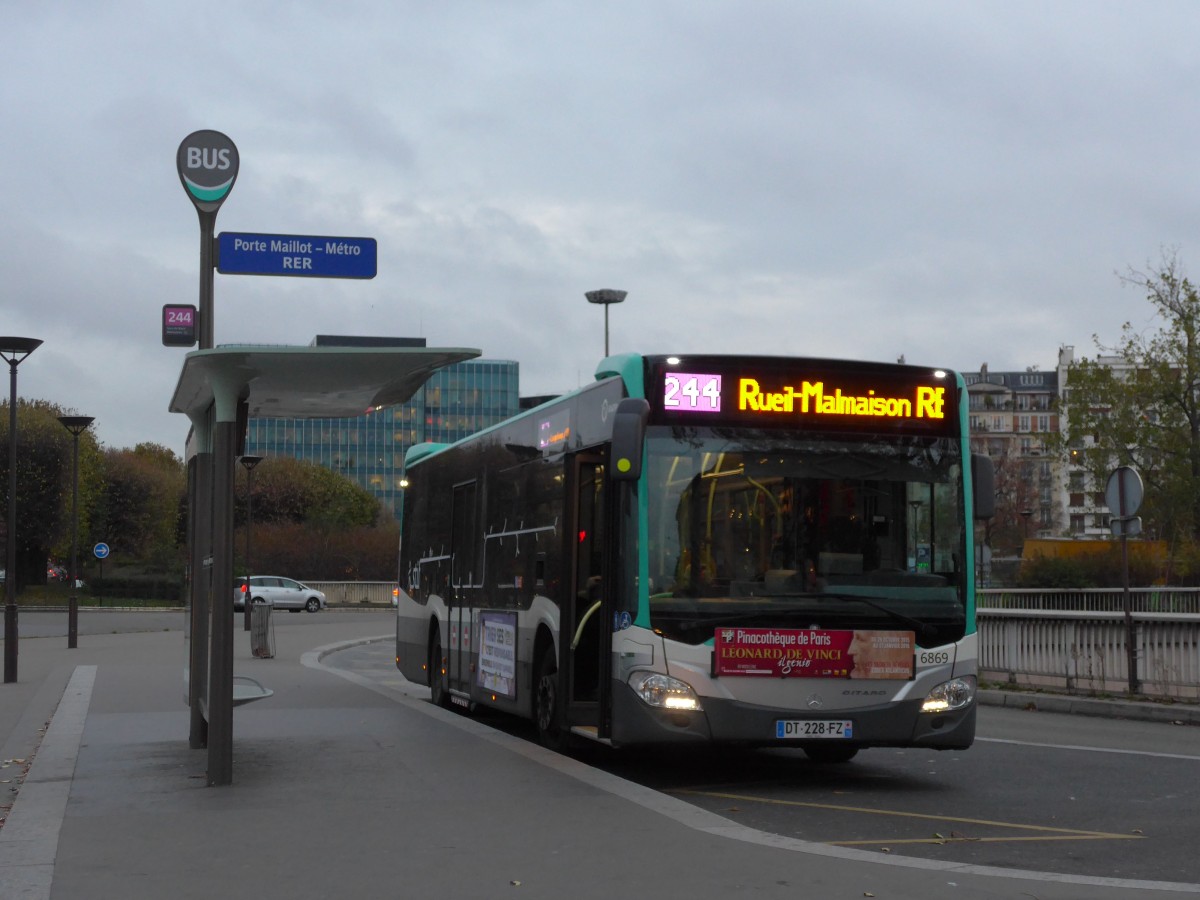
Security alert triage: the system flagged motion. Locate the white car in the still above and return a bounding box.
[234,576,327,613]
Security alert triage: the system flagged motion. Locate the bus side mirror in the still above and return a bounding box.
[610,398,650,482]
[971,453,995,519]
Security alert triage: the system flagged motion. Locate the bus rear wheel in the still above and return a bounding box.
[534,646,568,751]
[429,631,450,709]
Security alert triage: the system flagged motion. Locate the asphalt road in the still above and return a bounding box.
[325,636,1200,887]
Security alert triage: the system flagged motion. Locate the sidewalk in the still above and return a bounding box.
[979,686,1200,725]
[0,614,1197,900]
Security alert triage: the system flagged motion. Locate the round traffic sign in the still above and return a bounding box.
[1105,466,1144,518]
[93,542,110,560]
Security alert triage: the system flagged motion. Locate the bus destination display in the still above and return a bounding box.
[654,358,956,435]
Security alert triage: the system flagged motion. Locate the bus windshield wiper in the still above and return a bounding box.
[814,592,935,639]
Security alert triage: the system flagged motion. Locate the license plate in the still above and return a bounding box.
[775,719,853,739]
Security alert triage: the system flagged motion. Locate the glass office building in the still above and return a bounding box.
[244,345,520,519]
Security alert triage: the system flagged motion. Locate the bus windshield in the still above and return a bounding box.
[644,425,967,647]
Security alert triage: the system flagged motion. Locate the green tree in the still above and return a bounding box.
[237,457,381,529]
[91,444,186,572]
[0,400,102,591]
[234,456,389,580]
[1059,248,1200,543]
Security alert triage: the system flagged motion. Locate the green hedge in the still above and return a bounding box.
[89,576,186,603]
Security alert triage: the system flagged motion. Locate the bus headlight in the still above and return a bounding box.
[921,675,976,713]
[628,672,703,711]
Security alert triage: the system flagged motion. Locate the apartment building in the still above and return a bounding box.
[964,362,1061,548]
[1055,344,1136,538]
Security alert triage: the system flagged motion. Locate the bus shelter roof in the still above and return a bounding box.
[169,344,482,423]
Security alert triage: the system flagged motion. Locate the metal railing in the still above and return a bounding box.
[305,581,395,607]
[978,587,1200,614]
[977,591,1200,701]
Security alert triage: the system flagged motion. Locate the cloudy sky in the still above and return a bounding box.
[4,1,1198,453]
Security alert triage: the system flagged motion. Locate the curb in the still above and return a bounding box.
[978,688,1200,726]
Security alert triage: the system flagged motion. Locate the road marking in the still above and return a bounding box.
[836,834,1141,846]
[978,736,1200,761]
[670,789,1141,844]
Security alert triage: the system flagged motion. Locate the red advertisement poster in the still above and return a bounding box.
[712,628,914,679]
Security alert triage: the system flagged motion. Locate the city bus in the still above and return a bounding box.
[394,353,994,761]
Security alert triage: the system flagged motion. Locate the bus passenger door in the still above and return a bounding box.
[563,453,609,738]
[448,480,478,698]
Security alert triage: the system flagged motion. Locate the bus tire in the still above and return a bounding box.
[804,745,859,764]
[534,645,568,751]
[429,629,450,709]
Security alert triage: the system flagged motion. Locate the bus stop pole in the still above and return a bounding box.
[207,416,236,785]
[188,411,213,750]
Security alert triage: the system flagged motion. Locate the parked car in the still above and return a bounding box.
[234,576,327,613]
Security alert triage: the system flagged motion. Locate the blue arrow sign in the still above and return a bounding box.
[216,232,377,279]
[94,542,110,559]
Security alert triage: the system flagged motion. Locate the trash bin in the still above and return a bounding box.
[250,600,275,659]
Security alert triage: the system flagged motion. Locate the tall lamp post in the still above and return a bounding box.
[585,289,627,357]
[239,456,262,632]
[2,336,43,683]
[58,415,94,650]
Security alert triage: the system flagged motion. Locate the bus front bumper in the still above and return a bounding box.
[610,680,976,750]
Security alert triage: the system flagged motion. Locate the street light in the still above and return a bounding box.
[58,415,94,650]
[239,456,263,632]
[585,289,627,357]
[1,336,42,683]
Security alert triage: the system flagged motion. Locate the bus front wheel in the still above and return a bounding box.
[534,646,568,751]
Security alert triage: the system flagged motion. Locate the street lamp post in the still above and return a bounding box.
[58,415,94,650]
[1,336,43,683]
[585,289,627,357]
[239,456,262,632]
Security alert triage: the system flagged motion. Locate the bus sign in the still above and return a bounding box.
[176,130,239,214]
[216,232,377,279]
[650,356,956,436]
[162,304,198,347]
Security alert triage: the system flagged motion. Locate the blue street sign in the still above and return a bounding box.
[94,542,110,559]
[216,232,377,279]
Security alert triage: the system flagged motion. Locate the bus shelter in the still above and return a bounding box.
[169,344,479,785]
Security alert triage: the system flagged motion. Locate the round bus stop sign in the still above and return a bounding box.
[93,542,110,560]
[176,130,239,214]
